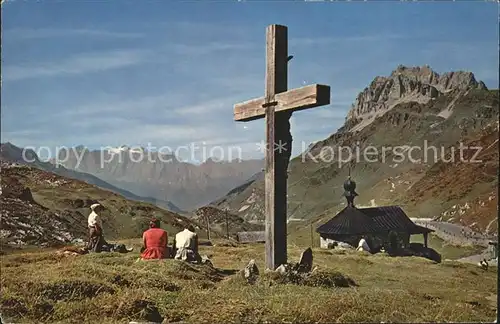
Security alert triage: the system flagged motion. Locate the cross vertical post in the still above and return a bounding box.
[264,24,290,270]
[233,24,331,271]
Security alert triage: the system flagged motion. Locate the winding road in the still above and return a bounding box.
[411,218,495,246]
[410,218,498,264]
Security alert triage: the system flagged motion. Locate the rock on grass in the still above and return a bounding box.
[262,270,357,288]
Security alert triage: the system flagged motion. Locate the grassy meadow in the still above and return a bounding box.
[1,239,497,323]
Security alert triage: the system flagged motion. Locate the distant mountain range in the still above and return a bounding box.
[211,66,498,235]
[0,142,182,213]
[54,146,263,211]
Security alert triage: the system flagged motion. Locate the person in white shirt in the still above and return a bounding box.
[357,236,371,253]
[87,203,105,252]
[88,204,103,228]
[172,225,201,262]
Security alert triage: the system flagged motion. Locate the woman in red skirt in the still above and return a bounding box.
[140,218,169,260]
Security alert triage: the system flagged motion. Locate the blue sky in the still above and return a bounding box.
[1,1,498,163]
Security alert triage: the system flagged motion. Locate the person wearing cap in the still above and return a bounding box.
[172,225,201,263]
[140,218,169,260]
[87,203,105,252]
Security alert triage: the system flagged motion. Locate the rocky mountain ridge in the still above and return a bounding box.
[211,66,498,234]
[345,65,487,132]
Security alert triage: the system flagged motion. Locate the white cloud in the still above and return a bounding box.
[2,37,260,83]
[289,34,405,47]
[57,93,177,118]
[209,76,262,92]
[171,95,244,116]
[169,42,254,56]
[47,93,244,125]
[3,49,151,81]
[1,129,48,137]
[156,21,250,39]
[3,28,143,40]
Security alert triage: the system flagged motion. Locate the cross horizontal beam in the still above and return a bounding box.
[234,84,331,122]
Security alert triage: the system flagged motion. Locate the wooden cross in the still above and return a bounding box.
[233,24,331,270]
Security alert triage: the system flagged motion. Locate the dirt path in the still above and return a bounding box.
[411,218,495,247]
[456,253,498,265]
[411,218,498,264]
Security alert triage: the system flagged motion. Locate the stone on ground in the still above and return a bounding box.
[275,264,290,274]
[298,247,313,273]
[243,259,259,283]
[201,255,213,267]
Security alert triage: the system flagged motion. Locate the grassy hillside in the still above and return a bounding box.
[0,163,208,247]
[1,241,497,323]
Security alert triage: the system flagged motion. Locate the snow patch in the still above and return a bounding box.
[238,205,250,212]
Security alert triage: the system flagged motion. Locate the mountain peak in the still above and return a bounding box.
[388,65,486,91]
[391,64,433,74]
[389,65,438,80]
[345,66,488,130]
[0,142,39,163]
[0,142,18,151]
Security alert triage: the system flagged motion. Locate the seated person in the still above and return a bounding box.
[140,218,169,260]
[357,236,371,253]
[87,203,106,252]
[172,225,201,263]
